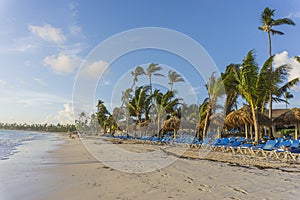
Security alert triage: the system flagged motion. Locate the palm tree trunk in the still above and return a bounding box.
[267,31,274,139]
[250,103,259,144]
[245,124,248,140]
[203,104,211,138]
[295,123,298,139]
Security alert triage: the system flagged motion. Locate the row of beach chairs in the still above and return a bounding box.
[107,134,300,161]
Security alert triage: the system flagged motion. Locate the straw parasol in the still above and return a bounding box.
[273,108,300,139]
[225,106,272,127]
[161,116,180,137]
[225,106,272,139]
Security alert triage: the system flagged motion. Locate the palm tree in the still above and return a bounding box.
[144,63,165,96]
[168,70,185,91]
[96,100,110,134]
[130,66,144,89]
[233,50,261,143]
[295,56,300,63]
[153,89,181,137]
[221,64,240,115]
[258,7,295,120]
[202,73,225,138]
[284,91,294,109]
[128,86,151,137]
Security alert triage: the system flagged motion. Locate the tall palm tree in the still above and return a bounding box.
[283,91,294,109]
[130,66,144,89]
[153,89,181,137]
[258,7,295,120]
[144,63,165,96]
[168,70,185,91]
[202,73,225,138]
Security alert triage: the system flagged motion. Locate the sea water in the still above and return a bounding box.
[0,130,63,200]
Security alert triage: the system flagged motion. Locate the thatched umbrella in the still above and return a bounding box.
[161,116,180,138]
[225,106,272,139]
[273,108,300,139]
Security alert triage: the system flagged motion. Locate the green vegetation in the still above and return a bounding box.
[0,122,76,132]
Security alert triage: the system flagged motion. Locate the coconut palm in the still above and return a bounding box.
[168,70,185,91]
[128,86,151,137]
[130,66,144,89]
[258,7,295,120]
[221,64,240,115]
[153,89,181,137]
[144,63,165,96]
[233,51,261,143]
[202,73,225,138]
[257,56,299,114]
[96,100,111,134]
[258,7,295,57]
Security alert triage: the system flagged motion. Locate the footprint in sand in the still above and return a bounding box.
[198,184,212,192]
[226,185,248,195]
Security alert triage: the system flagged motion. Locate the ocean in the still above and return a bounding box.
[0,130,63,200]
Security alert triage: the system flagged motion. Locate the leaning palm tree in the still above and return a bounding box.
[258,7,295,121]
[168,70,185,91]
[202,73,225,138]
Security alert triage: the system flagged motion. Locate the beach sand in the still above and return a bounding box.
[40,136,300,200]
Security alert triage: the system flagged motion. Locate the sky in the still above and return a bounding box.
[0,0,299,124]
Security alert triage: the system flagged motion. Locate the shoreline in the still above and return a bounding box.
[41,135,300,199]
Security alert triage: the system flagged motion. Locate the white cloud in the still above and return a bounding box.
[29,24,66,44]
[45,103,75,124]
[0,80,7,86]
[34,78,47,86]
[274,51,300,81]
[43,53,81,74]
[80,60,109,79]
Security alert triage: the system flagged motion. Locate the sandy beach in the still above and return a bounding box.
[27,135,299,200]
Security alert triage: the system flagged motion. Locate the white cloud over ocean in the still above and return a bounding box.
[29,24,66,44]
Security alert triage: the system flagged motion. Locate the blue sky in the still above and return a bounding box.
[0,0,299,124]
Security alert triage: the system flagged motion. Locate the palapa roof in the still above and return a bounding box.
[162,116,180,131]
[225,106,272,128]
[273,108,300,125]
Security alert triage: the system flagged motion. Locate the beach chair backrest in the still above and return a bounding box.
[229,137,236,143]
[220,138,229,145]
[262,140,277,150]
[291,140,299,148]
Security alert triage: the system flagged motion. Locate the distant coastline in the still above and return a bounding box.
[0,122,76,133]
